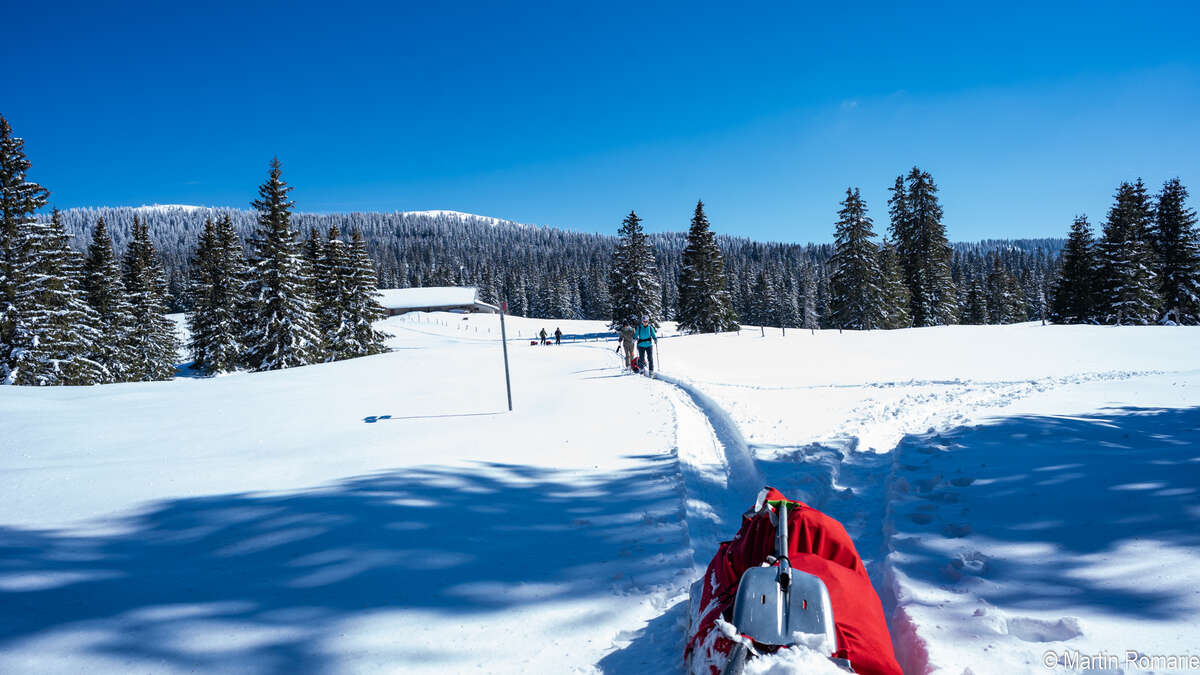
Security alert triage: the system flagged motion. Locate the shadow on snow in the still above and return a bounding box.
[0,455,690,672]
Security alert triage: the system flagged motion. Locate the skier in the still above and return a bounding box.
[554,327,562,345]
[636,315,657,376]
[617,324,636,370]
[539,327,548,345]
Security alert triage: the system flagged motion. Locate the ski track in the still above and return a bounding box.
[642,363,1187,673]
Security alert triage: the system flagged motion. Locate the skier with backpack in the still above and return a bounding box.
[636,315,657,376]
[617,324,637,371]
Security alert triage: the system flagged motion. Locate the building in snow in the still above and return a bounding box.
[377,287,499,316]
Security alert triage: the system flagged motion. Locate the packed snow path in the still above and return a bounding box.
[3,315,1200,674]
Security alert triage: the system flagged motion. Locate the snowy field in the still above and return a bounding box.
[2,313,1199,674]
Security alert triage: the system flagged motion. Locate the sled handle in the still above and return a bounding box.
[776,501,792,590]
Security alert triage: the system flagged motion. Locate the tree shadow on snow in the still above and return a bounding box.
[886,405,1200,622]
[0,455,691,673]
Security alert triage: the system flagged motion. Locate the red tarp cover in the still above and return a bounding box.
[685,487,902,675]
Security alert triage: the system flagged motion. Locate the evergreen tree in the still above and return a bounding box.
[243,158,322,370]
[1150,178,1200,324]
[749,269,778,326]
[0,115,50,384]
[676,200,738,333]
[964,279,988,325]
[12,209,108,385]
[890,168,957,326]
[801,265,820,330]
[316,225,357,360]
[345,228,390,357]
[985,253,1024,324]
[774,272,800,329]
[1049,216,1097,324]
[829,188,884,330]
[1095,180,1161,325]
[122,215,179,381]
[608,210,661,329]
[878,239,912,329]
[83,217,136,380]
[187,215,246,374]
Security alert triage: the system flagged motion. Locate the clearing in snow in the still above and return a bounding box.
[2,314,1198,674]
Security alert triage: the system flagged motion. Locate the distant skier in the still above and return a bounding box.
[554,327,562,345]
[636,315,658,376]
[618,324,636,370]
[539,327,548,345]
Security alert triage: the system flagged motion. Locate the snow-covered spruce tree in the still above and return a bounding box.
[122,214,179,381]
[964,279,988,325]
[774,272,800,329]
[800,265,820,330]
[1150,178,1200,324]
[243,158,322,370]
[1049,216,1097,324]
[608,210,661,329]
[1095,180,1161,325]
[187,215,246,374]
[985,253,1024,324]
[11,209,108,385]
[749,268,778,327]
[83,217,136,380]
[829,187,883,330]
[302,227,323,298]
[346,228,389,356]
[890,168,957,326]
[877,239,912,329]
[0,115,51,384]
[676,200,738,333]
[315,225,356,361]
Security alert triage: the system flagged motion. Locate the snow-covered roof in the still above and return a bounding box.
[377,286,482,310]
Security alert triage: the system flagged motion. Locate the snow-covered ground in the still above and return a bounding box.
[2,315,1198,673]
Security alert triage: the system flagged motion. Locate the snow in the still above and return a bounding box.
[2,316,1199,673]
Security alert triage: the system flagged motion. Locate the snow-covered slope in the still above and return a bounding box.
[2,317,1199,674]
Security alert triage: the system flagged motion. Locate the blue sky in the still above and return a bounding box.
[4,1,1198,242]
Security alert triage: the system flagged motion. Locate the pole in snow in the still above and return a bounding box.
[499,302,513,411]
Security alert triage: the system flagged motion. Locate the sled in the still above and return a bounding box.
[685,488,901,675]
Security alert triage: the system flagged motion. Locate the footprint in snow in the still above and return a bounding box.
[1005,616,1083,642]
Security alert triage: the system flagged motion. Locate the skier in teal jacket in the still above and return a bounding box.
[636,315,657,375]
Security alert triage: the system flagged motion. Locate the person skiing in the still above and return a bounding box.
[618,324,636,370]
[636,315,658,376]
[539,327,548,345]
[554,327,562,345]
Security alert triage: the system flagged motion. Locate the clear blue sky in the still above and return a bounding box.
[4,1,1198,242]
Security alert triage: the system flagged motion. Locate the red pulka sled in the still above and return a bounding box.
[685,487,902,675]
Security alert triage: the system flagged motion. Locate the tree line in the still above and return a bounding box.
[0,116,388,386]
[1050,178,1200,325]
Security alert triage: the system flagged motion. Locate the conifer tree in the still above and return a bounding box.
[749,269,778,326]
[774,272,800,329]
[829,187,883,330]
[676,200,738,333]
[346,228,390,356]
[1049,216,1097,324]
[800,265,820,330]
[889,168,957,326]
[12,209,108,385]
[243,158,322,370]
[316,225,356,360]
[1150,178,1200,324]
[985,253,1025,324]
[608,210,661,329]
[122,215,179,380]
[964,279,988,325]
[187,215,246,374]
[1095,180,1161,325]
[83,217,135,380]
[878,239,912,329]
[0,115,50,384]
